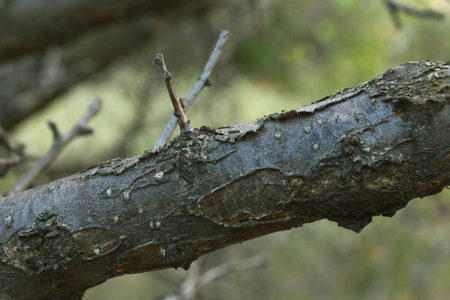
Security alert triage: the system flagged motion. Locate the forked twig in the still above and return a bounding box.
[0,126,25,156]
[7,99,102,195]
[153,30,231,150]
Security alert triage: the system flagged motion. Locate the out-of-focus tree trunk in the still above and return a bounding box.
[0,0,223,130]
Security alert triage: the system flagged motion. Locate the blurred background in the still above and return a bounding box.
[1,0,449,299]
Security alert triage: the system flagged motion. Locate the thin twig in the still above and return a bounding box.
[0,125,25,156]
[0,126,32,178]
[0,157,24,178]
[7,99,102,195]
[178,256,208,299]
[48,121,62,142]
[384,0,444,28]
[162,256,267,300]
[153,53,192,134]
[0,157,24,167]
[198,256,267,289]
[153,30,231,150]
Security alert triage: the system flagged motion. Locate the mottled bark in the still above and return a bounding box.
[1,61,449,299]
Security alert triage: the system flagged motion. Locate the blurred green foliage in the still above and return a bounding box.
[4,0,450,299]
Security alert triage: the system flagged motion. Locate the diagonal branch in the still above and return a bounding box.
[0,61,449,300]
[153,54,192,134]
[7,99,102,195]
[162,256,267,300]
[383,0,444,28]
[0,126,28,177]
[0,126,25,156]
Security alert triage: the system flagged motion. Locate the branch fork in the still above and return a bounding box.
[7,99,102,195]
[153,30,231,149]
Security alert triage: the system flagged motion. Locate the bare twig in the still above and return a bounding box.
[7,99,102,195]
[0,126,25,156]
[162,256,267,300]
[153,30,231,150]
[198,256,267,289]
[175,256,208,300]
[0,126,28,178]
[153,53,192,134]
[0,157,24,177]
[0,157,24,167]
[384,0,444,28]
[47,121,62,142]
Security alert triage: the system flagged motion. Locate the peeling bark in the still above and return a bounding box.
[0,61,449,299]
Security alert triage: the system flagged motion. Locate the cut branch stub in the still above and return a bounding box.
[153,53,192,134]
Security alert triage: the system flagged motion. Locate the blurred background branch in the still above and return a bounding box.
[7,99,102,195]
[162,256,268,300]
[384,0,444,28]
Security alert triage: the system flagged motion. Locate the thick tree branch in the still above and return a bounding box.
[0,61,449,299]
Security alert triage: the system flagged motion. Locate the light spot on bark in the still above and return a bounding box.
[4,215,13,228]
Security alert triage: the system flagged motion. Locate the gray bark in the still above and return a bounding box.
[0,61,449,299]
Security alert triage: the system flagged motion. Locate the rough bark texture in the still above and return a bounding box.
[1,61,449,299]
